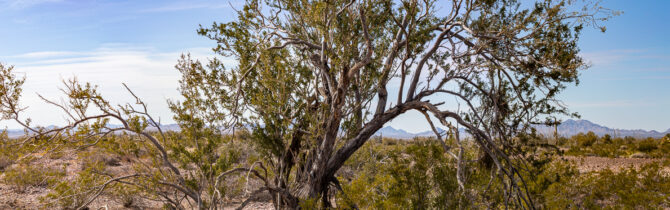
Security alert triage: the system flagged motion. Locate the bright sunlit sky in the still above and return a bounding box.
[1,0,669,132]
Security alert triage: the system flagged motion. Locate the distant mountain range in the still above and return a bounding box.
[4,119,669,139]
[374,119,670,139]
[534,119,670,138]
[3,124,183,138]
[374,126,466,139]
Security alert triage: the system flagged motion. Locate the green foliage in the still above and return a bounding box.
[338,139,469,209]
[636,138,658,153]
[44,161,107,209]
[564,133,670,158]
[2,164,65,193]
[0,154,13,171]
[336,138,670,209]
[36,132,251,209]
[109,185,142,208]
[0,63,25,121]
[573,131,599,147]
[523,159,579,208]
[184,0,617,206]
[544,161,670,209]
[299,197,321,209]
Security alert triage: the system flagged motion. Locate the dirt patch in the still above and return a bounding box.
[560,156,666,173]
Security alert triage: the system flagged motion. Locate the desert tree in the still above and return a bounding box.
[0,0,616,208]
[175,0,615,208]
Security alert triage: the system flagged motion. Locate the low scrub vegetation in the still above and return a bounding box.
[2,163,66,193]
[335,137,670,209]
[545,160,670,209]
[2,131,668,209]
[561,132,670,158]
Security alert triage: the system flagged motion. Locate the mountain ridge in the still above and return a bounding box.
[4,119,668,139]
[534,119,669,138]
[375,119,670,139]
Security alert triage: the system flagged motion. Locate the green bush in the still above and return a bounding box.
[637,138,658,153]
[0,155,13,171]
[574,132,598,147]
[544,161,670,209]
[43,161,107,209]
[3,164,65,192]
[337,140,467,209]
[565,134,669,158]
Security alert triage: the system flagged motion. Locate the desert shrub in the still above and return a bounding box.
[564,134,670,158]
[94,134,143,158]
[337,140,472,209]
[526,160,579,208]
[544,161,670,209]
[0,133,23,171]
[385,141,459,208]
[600,134,613,144]
[50,130,244,209]
[79,149,120,169]
[494,144,580,208]
[0,155,13,171]
[3,164,65,192]
[43,161,107,209]
[636,138,658,153]
[555,136,569,146]
[108,185,143,208]
[574,132,599,147]
[335,137,670,209]
[659,138,670,155]
[381,137,403,146]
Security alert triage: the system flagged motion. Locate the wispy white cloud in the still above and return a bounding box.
[138,2,230,13]
[596,76,670,81]
[569,100,656,108]
[581,49,670,68]
[580,49,645,66]
[10,51,82,59]
[0,45,234,129]
[0,0,62,9]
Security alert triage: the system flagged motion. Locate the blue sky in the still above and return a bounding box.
[0,0,669,132]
